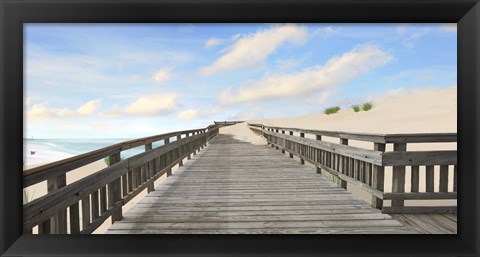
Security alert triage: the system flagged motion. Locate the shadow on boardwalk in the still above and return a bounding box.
[108,134,417,234]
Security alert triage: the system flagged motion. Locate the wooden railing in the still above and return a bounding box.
[23,124,220,234]
[214,120,245,125]
[249,123,457,214]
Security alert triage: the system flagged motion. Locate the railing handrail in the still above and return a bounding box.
[214,120,245,125]
[24,126,213,187]
[248,123,457,214]
[24,124,221,234]
[249,123,457,143]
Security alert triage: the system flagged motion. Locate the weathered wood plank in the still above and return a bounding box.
[390,214,457,234]
[47,174,67,234]
[81,196,91,230]
[107,227,414,234]
[23,161,129,231]
[425,165,435,192]
[411,165,419,193]
[383,192,457,200]
[392,143,406,207]
[109,219,404,230]
[120,213,393,223]
[69,202,80,234]
[382,151,457,166]
[371,143,385,209]
[262,130,383,165]
[383,206,457,214]
[108,134,414,234]
[439,165,449,192]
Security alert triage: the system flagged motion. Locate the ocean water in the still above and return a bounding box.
[23,138,165,166]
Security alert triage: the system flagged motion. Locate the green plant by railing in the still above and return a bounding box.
[104,156,126,167]
[324,106,341,115]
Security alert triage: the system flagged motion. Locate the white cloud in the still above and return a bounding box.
[440,23,457,32]
[205,37,222,48]
[312,26,337,39]
[77,99,101,116]
[415,75,434,83]
[153,67,174,83]
[177,109,199,120]
[104,94,177,117]
[176,106,221,120]
[25,99,102,118]
[200,24,307,75]
[396,25,430,48]
[218,44,392,105]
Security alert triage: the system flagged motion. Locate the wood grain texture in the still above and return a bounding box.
[108,134,413,234]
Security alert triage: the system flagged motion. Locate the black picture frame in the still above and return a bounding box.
[1,0,479,256]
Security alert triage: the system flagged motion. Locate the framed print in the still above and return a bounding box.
[1,0,479,256]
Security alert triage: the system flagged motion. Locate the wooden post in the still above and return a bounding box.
[81,195,91,230]
[371,142,385,209]
[91,190,100,221]
[165,138,172,176]
[411,165,420,193]
[69,202,80,234]
[392,143,407,208]
[439,165,449,192]
[289,131,294,158]
[300,133,305,164]
[177,135,184,167]
[425,165,435,192]
[47,174,67,234]
[38,219,51,234]
[145,143,154,192]
[336,138,348,189]
[315,135,322,174]
[281,130,285,154]
[108,152,123,222]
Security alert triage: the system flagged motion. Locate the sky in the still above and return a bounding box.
[24,23,457,139]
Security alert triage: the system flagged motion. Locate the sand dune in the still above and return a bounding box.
[221,86,457,207]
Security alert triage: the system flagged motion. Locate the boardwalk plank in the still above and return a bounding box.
[108,134,416,234]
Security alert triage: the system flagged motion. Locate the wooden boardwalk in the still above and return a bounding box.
[107,134,414,234]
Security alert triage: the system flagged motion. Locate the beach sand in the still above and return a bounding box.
[222,86,457,207]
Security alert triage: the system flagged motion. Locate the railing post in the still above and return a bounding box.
[316,135,322,174]
[371,142,386,209]
[392,143,407,208]
[300,133,305,164]
[336,138,348,189]
[47,174,67,233]
[108,152,123,222]
[165,138,172,176]
[289,131,294,158]
[275,130,279,150]
[281,130,285,154]
[145,143,155,193]
[177,135,184,167]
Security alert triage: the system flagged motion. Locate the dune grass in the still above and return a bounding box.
[362,102,374,111]
[351,104,361,112]
[324,106,341,115]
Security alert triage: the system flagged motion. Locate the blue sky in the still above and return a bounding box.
[24,23,457,139]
